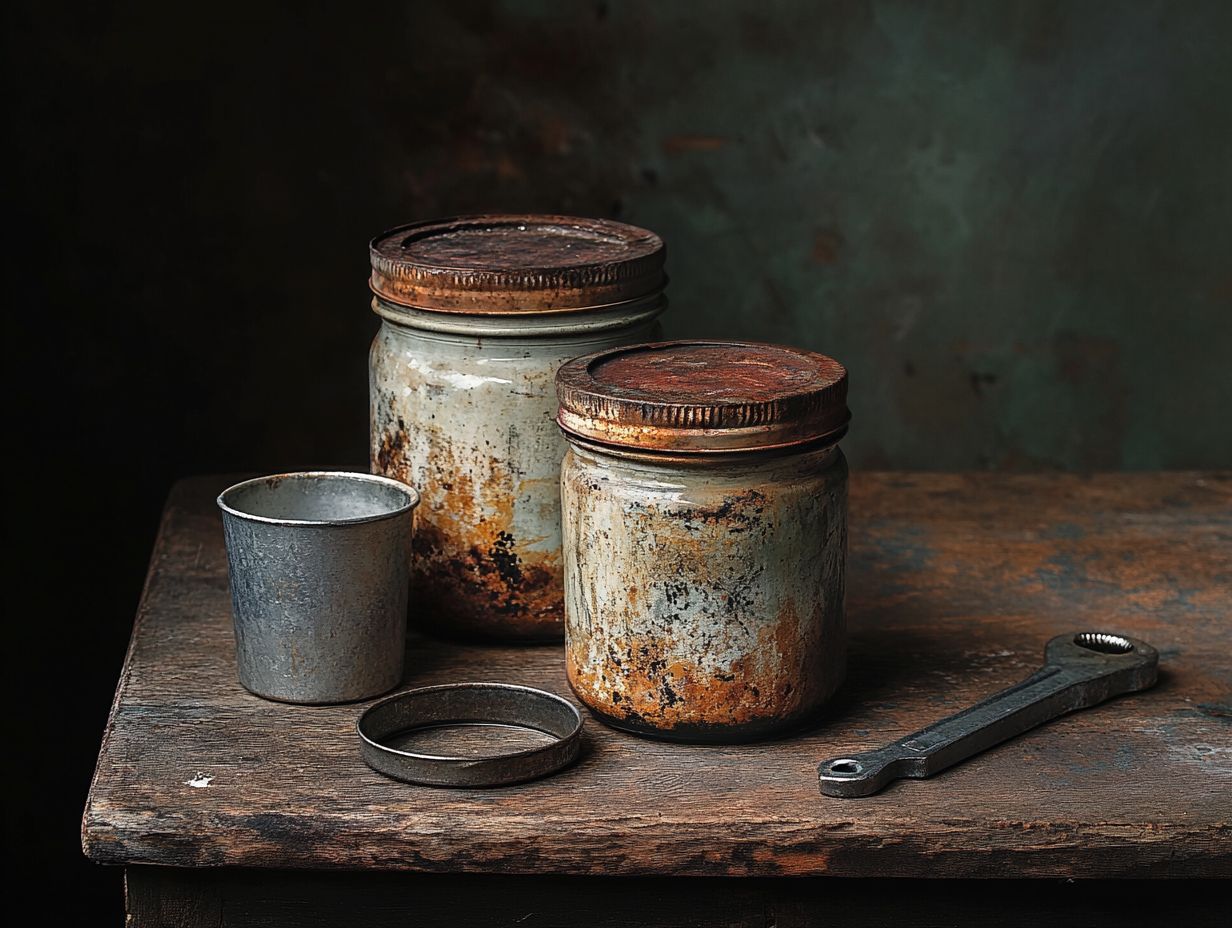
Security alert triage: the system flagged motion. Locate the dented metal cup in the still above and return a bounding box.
[556,341,851,742]
[368,215,667,642]
[217,472,418,704]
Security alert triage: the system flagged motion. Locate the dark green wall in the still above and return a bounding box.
[13,1,1230,476]
[397,0,1232,470]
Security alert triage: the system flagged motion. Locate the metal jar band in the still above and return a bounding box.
[356,683,584,787]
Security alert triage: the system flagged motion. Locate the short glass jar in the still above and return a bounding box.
[369,215,666,642]
[555,340,850,741]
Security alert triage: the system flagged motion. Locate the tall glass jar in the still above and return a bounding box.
[555,341,850,741]
[369,215,666,642]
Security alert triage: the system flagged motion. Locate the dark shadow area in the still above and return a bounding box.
[128,868,1229,927]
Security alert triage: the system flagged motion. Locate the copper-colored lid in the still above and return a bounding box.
[556,340,850,453]
[369,214,666,314]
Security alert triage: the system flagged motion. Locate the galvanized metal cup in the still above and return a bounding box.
[217,472,419,704]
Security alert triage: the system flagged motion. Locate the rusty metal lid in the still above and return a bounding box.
[369,214,666,314]
[556,340,850,454]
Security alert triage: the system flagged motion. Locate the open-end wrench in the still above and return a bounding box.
[818,632,1159,798]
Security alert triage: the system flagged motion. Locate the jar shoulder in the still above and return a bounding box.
[562,447,847,509]
[373,323,663,393]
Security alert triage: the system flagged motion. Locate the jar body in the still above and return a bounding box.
[561,442,848,741]
[370,301,662,641]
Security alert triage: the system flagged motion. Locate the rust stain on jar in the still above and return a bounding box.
[374,418,562,641]
[566,599,835,737]
[561,439,848,741]
[375,421,412,477]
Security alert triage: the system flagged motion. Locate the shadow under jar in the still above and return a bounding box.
[555,341,851,742]
[369,215,667,642]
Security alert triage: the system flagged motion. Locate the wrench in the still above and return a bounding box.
[818,632,1158,798]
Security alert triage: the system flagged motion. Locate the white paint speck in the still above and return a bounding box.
[186,773,214,788]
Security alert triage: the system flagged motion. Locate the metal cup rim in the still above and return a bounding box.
[217,471,420,527]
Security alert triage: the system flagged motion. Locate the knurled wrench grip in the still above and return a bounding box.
[818,632,1159,798]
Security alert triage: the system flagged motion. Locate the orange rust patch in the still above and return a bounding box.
[567,598,833,731]
[374,422,563,641]
[375,427,412,483]
[413,520,562,640]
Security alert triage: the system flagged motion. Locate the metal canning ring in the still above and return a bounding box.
[356,683,584,787]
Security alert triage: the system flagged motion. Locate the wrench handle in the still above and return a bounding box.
[818,633,1158,798]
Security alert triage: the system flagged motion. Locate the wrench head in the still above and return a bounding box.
[1044,632,1159,691]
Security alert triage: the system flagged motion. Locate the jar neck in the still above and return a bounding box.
[371,292,665,338]
[563,432,843,475]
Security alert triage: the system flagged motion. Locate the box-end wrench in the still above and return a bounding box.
[818,632,1159,798]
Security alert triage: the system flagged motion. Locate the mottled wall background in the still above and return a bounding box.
[6,0,1231,920]
[12,1,1231,480]
[379,0,1232,472]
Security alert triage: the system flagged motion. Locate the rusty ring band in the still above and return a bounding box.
[559,427,849,465]
[556,407,851,455]
[357,683,583,788]
[369,270,667,314]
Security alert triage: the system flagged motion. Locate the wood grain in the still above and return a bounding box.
[83,473,1232,877]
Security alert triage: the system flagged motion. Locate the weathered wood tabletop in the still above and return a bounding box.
[84,473,1230,890]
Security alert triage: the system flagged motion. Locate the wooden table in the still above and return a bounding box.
[83,473,1231,926]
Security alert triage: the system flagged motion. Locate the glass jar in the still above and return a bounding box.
[555,340,850,741]
[369,215,666,641]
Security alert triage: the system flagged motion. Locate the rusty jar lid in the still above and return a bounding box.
[556,340,850,454]
[369,214,666,314]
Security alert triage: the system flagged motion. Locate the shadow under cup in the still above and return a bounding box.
[217,472,418,704]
